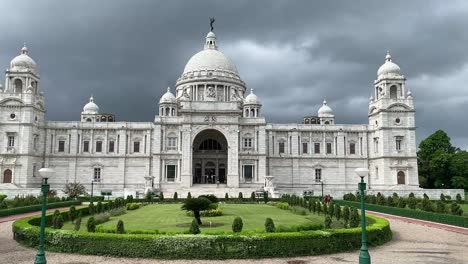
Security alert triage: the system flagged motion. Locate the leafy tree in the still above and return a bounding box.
[62,182,87,199]
[456,194,462,203]
[181,198,212,225]
[324,215,332,229]
[189,218,200,234]
[232,217,243,233]
[146,192,153,204]
[449,151,468,190]
[264,217,275,232]
[116,220,125,234]
[199,194,219,204]
[334,204,342,221]
[87,217,96,232]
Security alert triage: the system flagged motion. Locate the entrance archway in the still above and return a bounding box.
[192,129,228,184]
[3,169,12,183]
[397,171,405,184]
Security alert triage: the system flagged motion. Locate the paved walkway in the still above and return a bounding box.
[0,212,466,264]
[0,207,72,223]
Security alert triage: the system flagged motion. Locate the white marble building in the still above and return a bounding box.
[0,27,463,199]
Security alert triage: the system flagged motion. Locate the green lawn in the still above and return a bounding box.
[64,203,330,233]
[459,203,468,216]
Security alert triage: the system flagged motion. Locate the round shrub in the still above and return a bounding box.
[116,220,125,234]
[238,192,243,200]
[232,216,243,233]
[324,215,332,229]
[88,202,95,215]
[87,217,96,232]
[264,217,275,233]
[189,218,200,234]
[187,192,192,199]
[199,194,218,204]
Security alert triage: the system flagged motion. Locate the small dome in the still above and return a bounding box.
[244,88,260,104]
[159,87,176,104]
[10,44,37,74]
[377,51,401,77]
[318,100,334,117]
[83,96,99,114]
[206,31,216,38]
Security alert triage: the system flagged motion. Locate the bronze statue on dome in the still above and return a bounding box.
[209,17,215,31]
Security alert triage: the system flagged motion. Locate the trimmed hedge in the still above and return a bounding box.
[0,200,82,217]
[336,200,468,228]
[13,207,392,259]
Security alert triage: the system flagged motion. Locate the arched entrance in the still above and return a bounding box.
[397,171,405,184]
[3,169,12,183]
[192,129,228,184]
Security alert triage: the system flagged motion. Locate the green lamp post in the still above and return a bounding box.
[355,168,371,264]
[34,167,55,264]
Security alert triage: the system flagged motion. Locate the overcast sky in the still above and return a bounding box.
[1,0,467,149]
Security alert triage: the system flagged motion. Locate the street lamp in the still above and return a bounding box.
[90,180,95,204]
[355,167,371,264]
[320,180,324,201]
[35,167,55,264]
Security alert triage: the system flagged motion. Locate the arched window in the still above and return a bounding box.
[14,79,22,93]
[199,139,223,151]
[305,119,310,124]
[3,169,12,183]
[171,108,175,116]
[324,121,330,124]
[397,171,405,184]
[86,118,92,122]
[251,109,255,117]
[390,85,397,99]
[245,109,249,117]
[165,107,170,116]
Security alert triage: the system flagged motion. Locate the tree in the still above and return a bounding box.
[238,192,243,200]
[52,210,64,229]
[189,218,200,234]
[116,220,125,234]
[334,205,342,221]
[69,206,77,222]
[349,208,360,228]
[232,217,243,233]
[159,192,164,201]
[342,206,350,227]
[324,215,332,229]
[88,202,95,215]
[450,202,463,216]
[62,182,86,199]
[225,193,229,201]
[181,198,212,225]
[173,192,178,201]
[264,217,275,232]
[263,192,269,204]
[97,201,103,213]
[449,151,468,190]
[74,216,81,231]
[87,217,96,232]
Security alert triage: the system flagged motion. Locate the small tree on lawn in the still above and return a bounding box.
[74,216,81,231]
[264,217,275,232]
[181,198,212,225]
[159,192,164,201]
[407,197,417,209]
[146,191,153,204]
[328,203,335,218]
[126,195,134,203]
[342,206,350,227]
[97,201,103,213]
[238,192,243,200]
[87,217,96,232]
[173,192,178,201]
[69,206,77,223]
[436,201,446,213]
[52,210,64,229]
[317,202,322,215]
[225,193,229,201]
[251,192,256,202]
[62,182,86,199]
[323,203,328,216]
[263,191,269,204]
[349,208,360,228]
[116,220,125,234]
[187,192,192,199]
[88,202,95,215]
[324,215,332,229]
[456,194,462,203]
[190,218,200,234]
[334,204,342,221]
[232,217,243,233]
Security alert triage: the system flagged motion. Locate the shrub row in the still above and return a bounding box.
[336,200,468,228]
[77,196,105,202]
[13,211,391,259]
[0,200,81,217]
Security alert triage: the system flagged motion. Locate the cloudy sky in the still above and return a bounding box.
[1,0,467,149]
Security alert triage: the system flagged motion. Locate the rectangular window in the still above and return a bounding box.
[396,137,403,151]
[108,141,115,152]
[83,141,90,152]
[314,143,320,154]
[168,137,177,149]
[375,166,379,179]
[243,165,254,182]
[302,142,308,154]
[278,142,285,154]
[93,168,101,182]
[315,168,322,182]
[349,143,356,154]
[33,163,37,177]
[166,165,176,182]
[8,135,15,147]
[134,141,140,153]
[58,140,65,152]
[33,136,38,151]
[374,138,379,153]
[326,142,332,154]
[95,141,102,152]
[243,138,252,149]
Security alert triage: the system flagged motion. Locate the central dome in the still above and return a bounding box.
[183,49,238,74]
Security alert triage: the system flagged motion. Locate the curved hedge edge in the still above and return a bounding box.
[0,200,82,217]
[336,200,468,228]
[12,205,392,259]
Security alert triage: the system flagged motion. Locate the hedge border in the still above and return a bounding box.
[0,200,82,217]
[12,206,392,259]
[336,200,468,228]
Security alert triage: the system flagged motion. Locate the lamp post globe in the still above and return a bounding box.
[354,167,370,264]
[35,168,55,264]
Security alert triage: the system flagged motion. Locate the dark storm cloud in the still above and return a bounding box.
[0,0,467,148]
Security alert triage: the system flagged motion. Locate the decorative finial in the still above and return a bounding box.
[167,86,171,92]
[250,88,254,94]
[385,50,392,62]
[90,94,94,102]
[21,43,28,54]
[209,17,215,31]
[323,99,327,105]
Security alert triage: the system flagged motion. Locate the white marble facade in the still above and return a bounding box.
[1,28,462,199]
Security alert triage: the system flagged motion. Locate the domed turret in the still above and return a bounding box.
[82,96,99,114]
[159,87,177,117]
[159,87,176,104]
[318,100,335,125]
[10,44,38,74]
[244,88,260,105]
[377,51,402,77]
[243,89,261,118]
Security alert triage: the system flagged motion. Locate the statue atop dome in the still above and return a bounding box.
[209,17,215,31]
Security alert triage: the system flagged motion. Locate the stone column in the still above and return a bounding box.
[180,126,192,187]
[227,128,239,188]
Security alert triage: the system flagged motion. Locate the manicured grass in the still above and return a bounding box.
[64,203,329,233]
[459,203,468,216]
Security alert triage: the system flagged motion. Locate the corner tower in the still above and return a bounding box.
[368,51,418,189]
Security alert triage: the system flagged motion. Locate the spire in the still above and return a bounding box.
[89,95,94,102]
[21,43,28,55]
[167,86,171,93]
[204,17,218,50]
[385,50,392,62]
[250,88,254,94]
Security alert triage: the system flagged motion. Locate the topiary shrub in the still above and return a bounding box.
[69,206,77,222]
[342,206,350,228]
[238,192,243,200]
[189,218,200,234]
[263,191,269,204]
[264,217,275,232]
[317,202,322,215]
[187,192,192,199]
[421,198,434,212]
[181,198,212,225]
[74,216,81,231]
[126,195,134,203]
[225,193,229,201]
[349,208,360,228]
[52,210,64,229]
[328,203,335,218]
[173,192,178,201]
[323,204,328,217]
[232,216,243,233]
[324,215,332,229]
[199,194,219,204]
[88,202,95,215]
[334,204,342,221]
[436,201,447,213]
[456,194,462,203]
[159,192,164,201]
[397,197,407,208]
[87,217,96,232]
[97,201,103,213]
[407,197,417,209]
[450,202,463,216]
[116,220,125,234]
[251,192,256,202]
[440,193,445,202]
